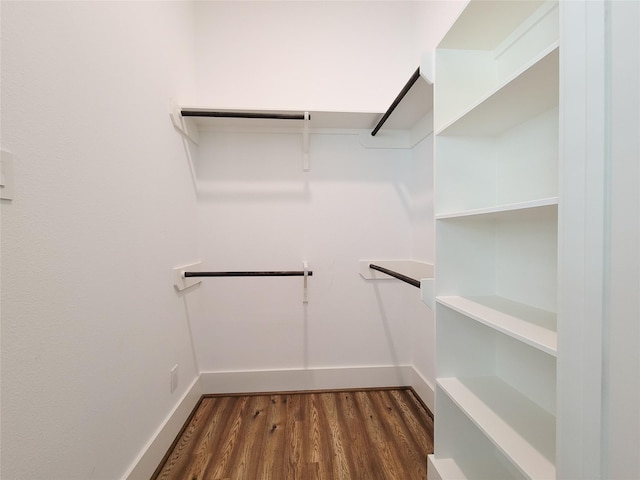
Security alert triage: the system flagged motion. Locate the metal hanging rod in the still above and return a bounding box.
[180,110,308,121]
[184,270,313,278]
[369,263,420,288]
[371,67,421,137]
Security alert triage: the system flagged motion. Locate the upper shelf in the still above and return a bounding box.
[178,108,381,132]
[171,67,434,149]
[436,46,558,136]
[371,67,433,135]
[439,0,546,50]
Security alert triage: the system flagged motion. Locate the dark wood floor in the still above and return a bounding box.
[153,388,434,480]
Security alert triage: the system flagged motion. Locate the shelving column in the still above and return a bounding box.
[428,1,560,479]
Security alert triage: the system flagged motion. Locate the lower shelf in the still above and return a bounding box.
[437,376,555,480]
[427,454,518,480]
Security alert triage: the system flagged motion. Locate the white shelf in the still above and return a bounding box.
[437,376,556,480]
[428,454,518,480]
[438,1,546,51]
[177,107,381,133]
[435,197,557,220]
[437,295,556,356]
[378,74,433,130]
[359,260,433,281]
[437,46,558,137]
[176,80,432,137]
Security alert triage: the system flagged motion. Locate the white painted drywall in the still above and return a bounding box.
[188,0,460,402]
[1,2,201,479]
[193,0,464,113]
[192,131,417,372]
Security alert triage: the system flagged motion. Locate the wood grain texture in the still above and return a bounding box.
[153,388,434,480]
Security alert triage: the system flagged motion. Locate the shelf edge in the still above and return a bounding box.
[435,197,558,220]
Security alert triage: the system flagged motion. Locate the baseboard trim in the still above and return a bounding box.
[199,365,415,394]
[123,365,435,480]
[407,367,435,413]
[122,375,202,480]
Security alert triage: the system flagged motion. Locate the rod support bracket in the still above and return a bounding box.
[173,261,202,292]
[303,260,309,303]
[303,111,310,172]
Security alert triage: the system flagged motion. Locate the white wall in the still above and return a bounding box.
[192,131,417,373]
[193,0,463,113]
[1,2,200,479]
[188,1,462,393]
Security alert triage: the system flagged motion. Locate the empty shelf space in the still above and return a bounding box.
[436,295,557,355]
[437,46,558,137]
[428,454,518,480]
[435,197,558,220]
[437,376,556,480]
[437,1,547,51]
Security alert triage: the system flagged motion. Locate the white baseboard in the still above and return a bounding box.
[122,375,202,480]
[407,367,435,414]
[199,365,415,394]
[199,365,435,412]
[123,365,435,480]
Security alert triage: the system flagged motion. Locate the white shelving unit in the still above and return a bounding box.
[429,1,559,479]
[438,377,556,479]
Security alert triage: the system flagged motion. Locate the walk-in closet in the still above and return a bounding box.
[1,1,638,479]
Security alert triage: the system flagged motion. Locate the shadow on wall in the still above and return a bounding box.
[372,282,404,383]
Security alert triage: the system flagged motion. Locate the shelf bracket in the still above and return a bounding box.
[302,111,310,172]
[420,278,434,310]
[169,99,199,145]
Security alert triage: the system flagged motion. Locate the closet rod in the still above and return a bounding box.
[181,110,307,120]
[184,270,313,278]
[369,264,420,288]
[371,67,421,136]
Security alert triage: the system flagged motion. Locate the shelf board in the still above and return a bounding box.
[437,376,556,480]
[436,46,558,136]
[377,75,433,131]
[178,106,435,135]
[438,1,546,50]
[427,454,517,480]
[435,197,558,220]
[359,260,434,282]
[437,295,557,356]
[180,108,384,132]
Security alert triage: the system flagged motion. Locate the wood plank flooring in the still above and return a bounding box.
[153,388,434,480]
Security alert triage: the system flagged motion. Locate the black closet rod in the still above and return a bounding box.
[181,110,307,121]
[369,264,420,288]
[184,270,313,278]
[371,67,421,137]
